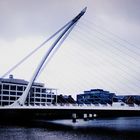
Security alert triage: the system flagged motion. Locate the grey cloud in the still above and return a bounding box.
[0,0,85,40]
[94,0,140,23]
[0,0,140,40]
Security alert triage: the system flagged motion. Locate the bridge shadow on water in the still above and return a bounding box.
[0,117,140,140]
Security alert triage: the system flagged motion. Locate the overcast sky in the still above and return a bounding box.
[0,0,140,97]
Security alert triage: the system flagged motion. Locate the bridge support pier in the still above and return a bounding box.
[72,113,77,123]
[83,114,88,121]
[88,114,93,120]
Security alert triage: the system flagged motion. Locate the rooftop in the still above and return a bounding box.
[0,75,44,87]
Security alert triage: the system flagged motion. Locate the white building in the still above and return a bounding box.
[0,75,56,106]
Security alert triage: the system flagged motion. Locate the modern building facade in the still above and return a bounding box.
[0,75,56,106]
[77,89,116,105]
[114,95,140,105]
[77,88,140,106]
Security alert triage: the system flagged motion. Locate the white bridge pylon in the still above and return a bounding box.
[10,7,87,106]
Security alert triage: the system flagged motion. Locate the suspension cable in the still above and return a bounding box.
[1,21,72,78]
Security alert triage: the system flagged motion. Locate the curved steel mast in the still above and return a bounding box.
[10,7,87,106]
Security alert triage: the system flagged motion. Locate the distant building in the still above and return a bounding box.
[77,89,115,105]
[0,75,56,106]
[116,95,140,105]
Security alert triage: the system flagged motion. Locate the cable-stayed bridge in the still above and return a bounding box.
[0,7,140,120]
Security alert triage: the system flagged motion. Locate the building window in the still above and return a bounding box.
[10,96,16,101]
[42,94,46,98]
[35,94,40,97]
[10,92,16,96]
[47,94,52,98]
[41,99,46,102]
[10,101,14,104]
[36,88,40,93]
[30,93,35,98]
[42,88,46,93]
[17,92,22,96]
[30,88,34,92]
[30,98,34,102]
[2,102,9,106]
[17,86,23,91]
[3,91,9,95]
[10,85,16,90]
[35,98,40,102]
[3,84,9,90]
[3,96,9,100]
[47,99,52,102]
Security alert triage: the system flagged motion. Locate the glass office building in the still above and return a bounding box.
[77,89,115,105]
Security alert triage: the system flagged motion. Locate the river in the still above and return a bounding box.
[0,117,140,140]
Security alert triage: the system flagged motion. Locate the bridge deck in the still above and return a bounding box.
[0,103,140,111]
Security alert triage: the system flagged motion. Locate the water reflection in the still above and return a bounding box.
[0,117,139,140]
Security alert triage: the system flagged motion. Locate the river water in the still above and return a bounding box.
[0,117,140,140]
